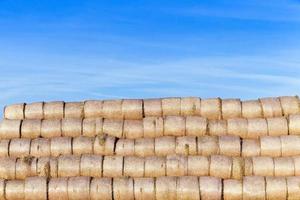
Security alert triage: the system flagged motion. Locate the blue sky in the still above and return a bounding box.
[0,0,300,113]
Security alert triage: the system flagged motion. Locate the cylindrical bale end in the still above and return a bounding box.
[154,136,176,156]
[61,119,82,137]
[180,97,201,116]
[24,102,43,119]
[84,100,103,118]
[221,98,242,119]
[43,101,64,119]
[41,119,61,138]
[199,176,222,200]
[176,176,200,200]
[64,102,84,118]
[279,96,300,115]
[259,97,282,117]
[67,176,91,200]
[122,99,143,120]
[243,176,266,200]
[24,177,47,200]
[102,100,123,119]
[143,99,162,117]
[209,155,232,179]
[4,103,25,120]
[162,97,181,116]
[200,98,221,120]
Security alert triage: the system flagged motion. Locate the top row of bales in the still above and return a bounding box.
[4,96,299,120]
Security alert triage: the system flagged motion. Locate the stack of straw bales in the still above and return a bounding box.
[1,96,300,200]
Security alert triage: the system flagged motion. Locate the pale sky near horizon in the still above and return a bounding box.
[0,0,300,115]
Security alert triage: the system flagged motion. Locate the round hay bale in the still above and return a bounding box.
[144,156,165,177]
[219,136,241,157]
[279,96,300,115]
[199,176,222,200]
[175,136,197,155]
[58,155,80,177]
[80,155,103,177]
[41,119,61,138]
[30,158,38,177]
[0,139,9,157]
[134,178,155,200]
[22,119,41,138]
[95,118,103,135]
[154,136,176,156]
[82,118,96,137]
[260,136,281,157]
[267,117,288,136]
[280,135,300,156]
[287,176,300,199]
[25,102,43,119]
[197,136,219,156]
[0,119,21,139]
[48,177,68,200]
[0,179,5,200]
[68,176,91,200]
[274,157,294,176]
[187,155,209,176]
[143,117,163,138]
[30,138,50,157]
[9,138,30,158]
[176,176,200,200]
[6,180,24,200]
[49,158,58,178]
[243,176,266,200]
[122,99,143,120]
[134,138,154,157]
[155,177,176,200]
[72,136,93,155]
[84,100,103,118]
[208,120,227,136]
[43,101,64,119]
[123,120,143,139]
[94,135,115,156]
[289,114,300,135]
[294,156,300,175]
[200,98,221,120]
[113,178,134,200]
[103,156,123,177]
[102,100,123,119]
[166,155,187,176]
[64,102,84,118]
[103,119,123,138]
[0,157,16,179]
[90,178,112,200]
[231,157,244,180]
[143,99,162,117]
[4,103,25,120]
[36,157,51,177]
[244,158,253,176]
[16,158,33,179]
[164,116,185,137]
[266,177,287,200]
[241,139,260,157]
[221,98,242,119]
[185,116,207,136]
[210,155,232,179]
[24,177,47,200]
[247,118,268,139]
[260,97,283,117]
[180,97,201,116]
[227,118,247,138]
[162,97,181,116]
[252,156,274,176]
[241,100,262,119]
[50,137,72,157]
[61,119,82,137]
[223,179,242,200]
[123,156,144,178]
[115,139,134,156]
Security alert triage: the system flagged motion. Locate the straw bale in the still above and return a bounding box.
[143,99,162,117]
[94,135,115,155]
[164,116,185,136]
[242,100,262,118]
[155,177,176,200]
[154,136,176,156]
[64,102,84,118]
[242,139,260,157]
[58,155,80,177]
[176,176,200,200]
[6,180,24,200]
[199,176,222,200]
[243,176,266,200]
[0,119,21,139]
[144,156,165,177]
[4,103,24,119]
[0,179,4,200]
[281,135,300,156]
[267,117,288,136]
[113,178,134,200]
[287,176,300,200]
[247,118,268,139]
[210,155,232,179]
[187,156,209,176]
[197,136,219,156]
[9,138,30,157]
[72,136,93,155]
[80,155,102,177]
[22,119,41,138]
[143,117,163,138]
[134,178,155,200]
[279,96,300,115]
[219,135,241,157]
[90,178,112,200]
[0,139,9,157]
[122,99,143,120]
[266,177,287,200]
[180,97,201,116]
[162,97,181,116]
[43,101,64,119]
[135,138,154,157]
[82,118,96,137]
[61,118,82,137]
[289,114,300,135]
[293,156,300,175]
[30,138,50,157]
[115,139,134,156]
[84,100,103,118]
[15,158,33,179]
[252,156,274,176]
[103,119,123,138]
[103,156,123,177]
[221,98,242,119]
[260,97,283,117]
[208,119,227,136]
[36,157,51,177]
[124,156,144,177]
[244,158,253,176]
[25,102,43,119]
[50,137,72,157]
[227,118,247,138]
[48,177,68,200]
[200,98,221,120]
[260,136,281,157]
[41,119,61,138]
[68,176,90,200]
[166,155,187,176]
[185,116,207,136]
[0,157,16,179]
[24,177,47,200]
[231,157,244,180]
[123,120,143,139]
[175,136,197,155]
[223,179,242,200]
[102,100,122,119]
[274,157,294,176]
